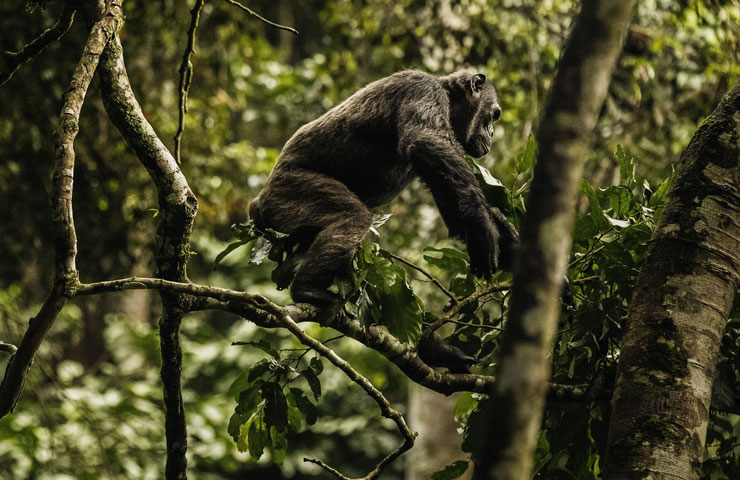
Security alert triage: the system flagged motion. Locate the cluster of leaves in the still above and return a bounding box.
[227,340,324,463]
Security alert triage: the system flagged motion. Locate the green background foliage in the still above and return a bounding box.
[1,0,739,478]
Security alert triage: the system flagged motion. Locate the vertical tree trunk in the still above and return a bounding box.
[604,82,740,479]
[472,1,637,479]
[406,386,472,480]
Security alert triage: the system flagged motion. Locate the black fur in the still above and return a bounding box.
[250,70,518,306]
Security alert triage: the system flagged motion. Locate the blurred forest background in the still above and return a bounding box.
[0,0,739,479]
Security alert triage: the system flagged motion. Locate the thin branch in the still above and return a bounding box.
[388,252,458,304]
[223,0,299,34]
[174,0,205,165]
[273,311,415,480]
[425,282,511,334]
[0,343,17,355]
[0,3,124,420]
[0,3,76,87]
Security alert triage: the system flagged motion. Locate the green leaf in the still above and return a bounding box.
[237,411,268,458]
[615,145,635,188]
[214,239,250,267]
[649,174,672,207]
[432,460,469,480]
[450,275,476,297]
[228,410,250,441]
[516,134,536,173]
[301,367,322,399]
[309,356,324,375]
[244,412,269,459]
[289,388,318,426]
[473,162,509,211]
[453,392,478,420]
[287,405,303,432]
[261,382,288,430]
[423,247,469,275]
[603,185,633,217]
[269,427,288,464]
[247,360,272,383]
[573,216,598,245]
[579,179,609,230]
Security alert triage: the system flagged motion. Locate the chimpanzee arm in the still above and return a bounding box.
[401,129,504,278]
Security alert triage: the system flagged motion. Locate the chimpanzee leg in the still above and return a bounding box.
[250,169,372,307]
[291,207,371,306]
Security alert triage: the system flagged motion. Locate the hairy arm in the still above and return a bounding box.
[400,126,502,277]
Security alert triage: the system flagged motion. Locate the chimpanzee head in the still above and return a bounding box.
[442,71,502,158]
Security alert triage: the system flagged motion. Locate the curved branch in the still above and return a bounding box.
[0,3,76,87]
[0,3,123,419]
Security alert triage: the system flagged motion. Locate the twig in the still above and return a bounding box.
[270,311,415,480]
[425,282,511,334]
[0,3,76,87]
[0,343,17,355]
[223,0,299,34]
[388,252,458,304]
[174,0,206,165]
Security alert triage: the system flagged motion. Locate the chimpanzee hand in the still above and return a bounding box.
[466,218,500,279]
[487,207,519,271]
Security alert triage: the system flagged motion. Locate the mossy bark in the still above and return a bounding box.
[604,82,740,479]
[472,1,637,479]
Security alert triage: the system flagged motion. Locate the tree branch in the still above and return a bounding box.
[473,0,639,478]
[76,275,591,402]
[223,0,299,35]
[0,1,123,419]
[425,282,510,334]
[79,3,200,474]
[174,0,205,164]
[388,252,458,304]
[0,3,76,87]
[272,310,415,480]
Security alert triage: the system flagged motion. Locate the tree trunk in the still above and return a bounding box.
[604,82,740,479]
[406,386,472,480]
[472,0,637,478]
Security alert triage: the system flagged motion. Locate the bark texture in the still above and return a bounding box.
[0,2,122,418]
[97,35,197,480]
[604,82,740,479]
[472,1,637,479]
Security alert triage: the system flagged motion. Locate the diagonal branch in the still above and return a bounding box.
[388,252,458,304]
[0,3,76,87]
[0,1,124,419]
[223,0,299,34]
[275,311,415,480]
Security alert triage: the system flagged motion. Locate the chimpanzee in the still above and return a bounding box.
[249,70,518,308]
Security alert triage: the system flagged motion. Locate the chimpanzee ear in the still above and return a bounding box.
[470,73,487,93]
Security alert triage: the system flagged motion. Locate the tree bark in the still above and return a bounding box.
[604,82,740,479]
[472,1,637,479]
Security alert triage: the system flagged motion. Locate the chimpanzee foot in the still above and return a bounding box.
[290,285,339,308]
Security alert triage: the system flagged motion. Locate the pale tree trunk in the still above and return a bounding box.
[406,386,472,480]
[604,82,740,479]
[472,0,637,478]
